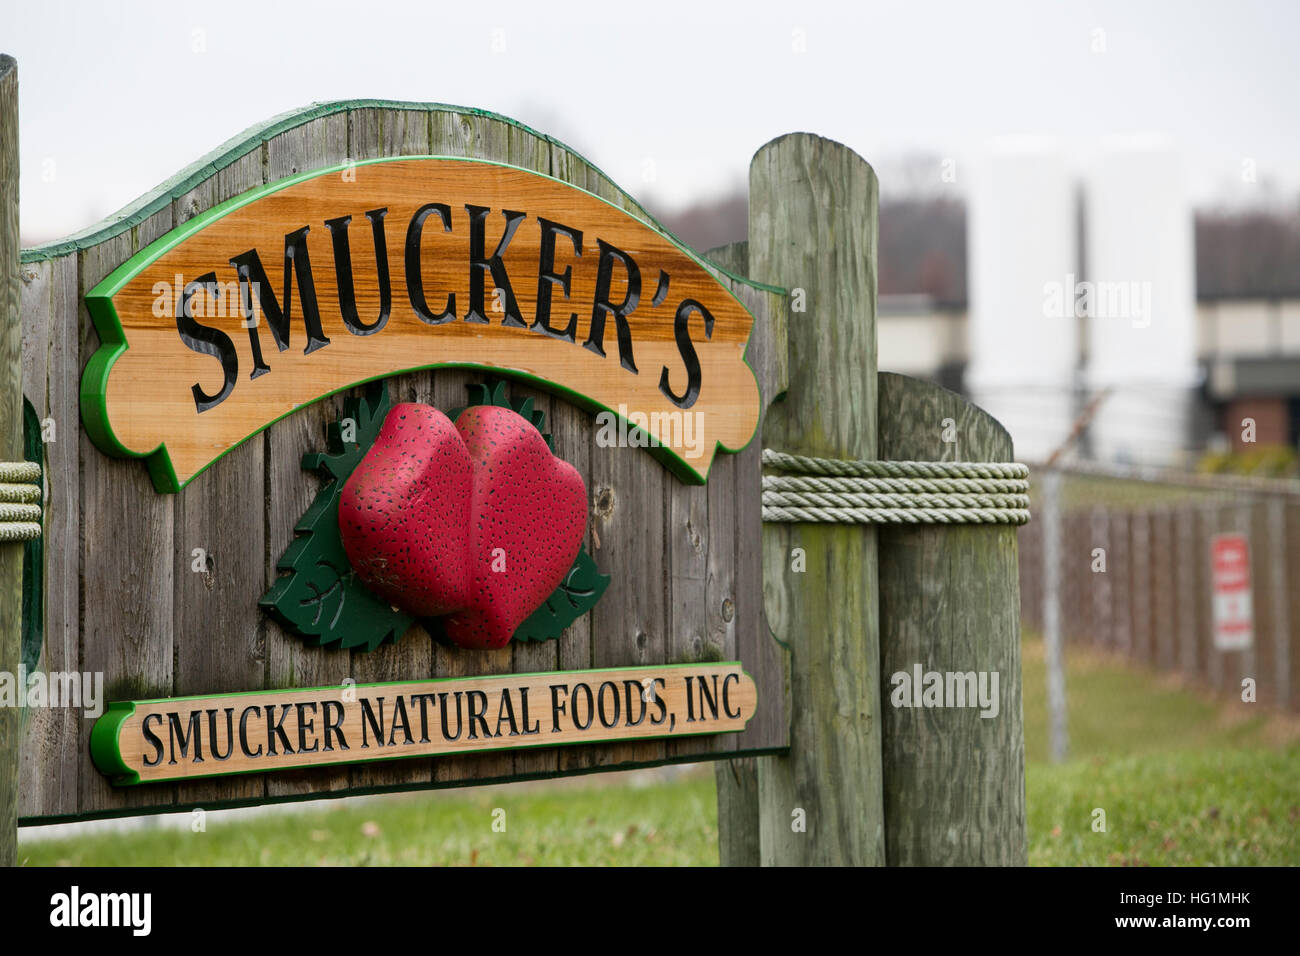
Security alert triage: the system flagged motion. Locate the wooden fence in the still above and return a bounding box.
[1019,463,1300,713]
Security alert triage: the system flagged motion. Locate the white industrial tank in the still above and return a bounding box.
[966,136,1078,462]
[1083,133,1198,467]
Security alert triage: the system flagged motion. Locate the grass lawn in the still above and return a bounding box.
[19,770,721,867]
[20,637,1299,866]
[1021,636,1299,865]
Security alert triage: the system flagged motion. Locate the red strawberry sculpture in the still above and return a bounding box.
[339,402,588,649]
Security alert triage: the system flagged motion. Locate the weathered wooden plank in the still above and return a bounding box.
[1267,497,1292,712]
[715,754,760,866]
[586,442,669,772]
[1129,511,1152,668]
[17,254,81,820]
[1090,507,1112,650]
[559,116,681,777]
[505,119,562,780]
[255,115,359,802]
[545,142,601,779]
[1152,509,1177,671]
[424,111,520,788]
[170,154,268,810]
[430,368,512,786]
[1203,506,1225,691]
[1232,503,1257,697]
[0,54,20,860]
[15,257,52,819]
[1110,512,1132,656]
[876,371,1027,866]
[666,477,711,760]
[1061,510,1084,644]
[1248,501,1275,706]
[507,383,560,779]
[78,205,177,816]
[727,277,789,756]
[550,375,595,778]
[704,241,787,864]
[749,134,884,866]
[1175,508,1200,679]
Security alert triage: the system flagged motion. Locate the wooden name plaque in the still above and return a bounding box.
[92,664,756,784]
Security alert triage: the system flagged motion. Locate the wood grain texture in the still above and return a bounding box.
[17,103,788,822]
[98,663,757,783]
[0,54,19,864]
[17,254,80,819]
[78,202,178,818]
[705,241,760,865]
[1110,512,1132,656]
[1152,509,1176,670]
[90,157,761,490]
[1265,498,1291,711]
[1175,508,1201,679]
[748,134,885,866]
[172,146,268,811]
[1201,508,1224,691]
[876,371,1027,866]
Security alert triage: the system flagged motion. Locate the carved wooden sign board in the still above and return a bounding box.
[16,103,787,816]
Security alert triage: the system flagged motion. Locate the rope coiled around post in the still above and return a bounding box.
[0,461,42,541]
[761,449,1030,525]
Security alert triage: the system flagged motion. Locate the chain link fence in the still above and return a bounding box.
[1019,461,1300,726]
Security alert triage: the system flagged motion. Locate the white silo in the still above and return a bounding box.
[1083,134,1199,467]
[966,136,1079,462]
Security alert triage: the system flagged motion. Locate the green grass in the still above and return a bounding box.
[1020,637,1286,762]
[20,772,721,867]
[1021,635,1299,865]
[20,637,1299,866]
[1026,749,1299,865]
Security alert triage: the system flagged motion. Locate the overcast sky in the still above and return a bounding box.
[5,0,1297,243]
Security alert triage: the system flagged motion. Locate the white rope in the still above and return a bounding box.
[762,449,1029,480]
[0,462,40,483]
[0,463,41,541]
[762,449,1031,525]
[764,474,1029,495]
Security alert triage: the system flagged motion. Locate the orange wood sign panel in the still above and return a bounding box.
[83,157,762,491]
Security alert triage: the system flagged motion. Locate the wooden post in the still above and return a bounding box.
[747,133,885,865]
[0,53,21,868]
[876,373,1027,864]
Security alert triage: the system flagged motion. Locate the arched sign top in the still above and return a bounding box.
[82,155,763,492]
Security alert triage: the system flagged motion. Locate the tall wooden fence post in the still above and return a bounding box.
[876,373,1028,864]
[747,133,886,865]
[0,53,22,868]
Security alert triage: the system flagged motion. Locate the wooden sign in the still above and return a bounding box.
[91,664,756,784]
[1211,533,1253,651]
[82,157,762,492]
[16,100,787,822]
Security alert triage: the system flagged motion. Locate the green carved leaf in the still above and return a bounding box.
[260,383,414,652]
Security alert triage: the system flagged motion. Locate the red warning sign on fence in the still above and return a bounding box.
[1211,533,1254,651]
